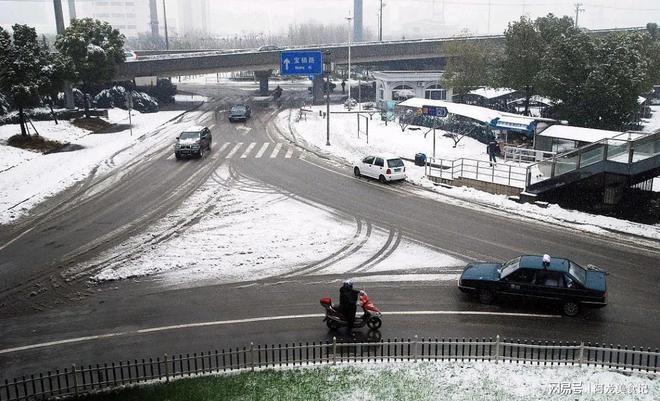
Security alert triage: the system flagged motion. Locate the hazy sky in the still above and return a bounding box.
[1,0,659,38]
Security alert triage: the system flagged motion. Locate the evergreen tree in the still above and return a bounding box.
[55,18,125,118]
[441,33,490,103]
[0,25,49,136]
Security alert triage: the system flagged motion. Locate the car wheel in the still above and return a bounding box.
[175,153,181,160]
[198,148,204,158]
[478,289,495,305]
[562,301,580,317]
[354,167,361,177]
[379,175,388,184]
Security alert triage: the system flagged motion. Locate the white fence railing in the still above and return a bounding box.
[503,146,555,163]
[425,157,528,188]
[2,335,657,401]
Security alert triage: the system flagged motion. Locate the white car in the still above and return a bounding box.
[353,154,406,183]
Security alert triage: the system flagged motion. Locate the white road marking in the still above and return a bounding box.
[225,143,243,159]
[240,142,257,158]
[284,147,294,158]
[0,311,559,355]
[270,143,282,158]
[166,153,175,161]
[255,143,269,158]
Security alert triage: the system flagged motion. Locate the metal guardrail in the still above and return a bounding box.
[425,157,528,188]
[525,131,660,188]
[1,335,657,401]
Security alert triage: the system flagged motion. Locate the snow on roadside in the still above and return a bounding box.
[642,105,660,133]
[90,165,462,285]
[0,109,199,225]
[174,94,209,102]
[279,106,660,241]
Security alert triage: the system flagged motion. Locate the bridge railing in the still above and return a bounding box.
[1,335,657,401]
[425,157,528,188]
[525,131,660,188]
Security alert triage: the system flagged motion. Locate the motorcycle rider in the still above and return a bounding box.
[339,279,360,332]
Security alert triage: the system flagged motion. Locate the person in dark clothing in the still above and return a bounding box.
[341,80,346,94]
[339,279,360,332]
[487,139,499,166]
[274,85,282,99]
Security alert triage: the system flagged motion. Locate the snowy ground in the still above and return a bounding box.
[642,105,660,133]
[0,107,202,225]
[87,164,463,285]
[279,105,660,240]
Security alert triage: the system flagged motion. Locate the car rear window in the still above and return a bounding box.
[387,159,404,168]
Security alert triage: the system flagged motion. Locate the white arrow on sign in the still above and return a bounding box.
[283,58,290,70]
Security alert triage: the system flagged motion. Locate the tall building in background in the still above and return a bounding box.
[353,0,363,42]
[177,0,209,35]
[77,0,151,38]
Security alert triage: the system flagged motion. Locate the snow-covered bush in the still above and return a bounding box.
[56,88,87,109]
[93,86,159,113]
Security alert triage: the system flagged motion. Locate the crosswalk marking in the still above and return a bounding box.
[216,142,230,153]
[166,153,175,161]
[255,143,269,158]
[225,143,243,159]
[240,142,257,158]
[270,143,282,158]
[284,147,293,158]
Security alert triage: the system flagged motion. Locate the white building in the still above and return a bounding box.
[77,0,151,38]
[373,71,453,108]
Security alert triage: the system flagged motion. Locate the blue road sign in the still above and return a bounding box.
[422,105,448,118]
[280,51,323,76]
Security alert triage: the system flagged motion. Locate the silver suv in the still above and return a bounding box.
[174,126,212,159]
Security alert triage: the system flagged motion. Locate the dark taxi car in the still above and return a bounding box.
[174,126,212,159]
[458,255,607,316]
[228,105,251,122]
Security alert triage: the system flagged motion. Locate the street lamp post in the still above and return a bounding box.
[346,14,352,107]
[324,51,332,146]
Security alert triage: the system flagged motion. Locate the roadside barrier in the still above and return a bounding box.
[1,335,657,400]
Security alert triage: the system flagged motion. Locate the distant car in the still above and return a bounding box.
[258,45,282,52]
[458,255,607,316]
[124,50,138,61]
[228,105,251,122]
[353,154,406,183]
[174,126,212,159]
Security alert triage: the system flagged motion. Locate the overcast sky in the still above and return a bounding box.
[1,0,659,38]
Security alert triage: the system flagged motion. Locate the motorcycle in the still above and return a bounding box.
[320,290,382,330]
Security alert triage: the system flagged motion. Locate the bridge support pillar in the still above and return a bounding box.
[312,74,325,105]
[254,70,272,95]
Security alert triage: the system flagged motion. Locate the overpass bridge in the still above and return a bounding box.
[117,27,645,95]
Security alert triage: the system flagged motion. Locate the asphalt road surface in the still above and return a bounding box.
[1,83,658,380]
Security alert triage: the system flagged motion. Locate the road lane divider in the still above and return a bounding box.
[0,311,559,355]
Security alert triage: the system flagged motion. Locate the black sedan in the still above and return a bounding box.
[458,255,607,316]
[228,105,251,122]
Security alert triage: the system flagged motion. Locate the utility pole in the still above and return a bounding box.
[67,0,76,21]
[378,0,383,41]
[487,0,491,34]
[162,0,169,49]
[53,0,75,109]
[574,3,585,28]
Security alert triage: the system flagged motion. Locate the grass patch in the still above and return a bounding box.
[72,117,113,132]
[67,362,660,401]
[6,134,67,153]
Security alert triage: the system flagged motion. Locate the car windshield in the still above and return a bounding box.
[499,257,520,279]
[569,261,587,285]
[232,106,246,112]
[387,159,404,168]
[179,132,200,140]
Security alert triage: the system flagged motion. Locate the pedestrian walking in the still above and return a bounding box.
[487,139,499,166]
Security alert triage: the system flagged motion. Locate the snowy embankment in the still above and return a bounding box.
[0,108,199,225]
[278,105,660,241]
[88,164,462,284]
